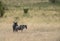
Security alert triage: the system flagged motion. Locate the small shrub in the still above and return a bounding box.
[23,8,29,17]
[23,8,29,14]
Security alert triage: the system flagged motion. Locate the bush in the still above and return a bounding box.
[23,8,29,14]
[23,8,29,17]
[0,1,5,17]
[49,0,56,3]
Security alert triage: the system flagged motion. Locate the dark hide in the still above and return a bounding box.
[13,22,18,32]
[15,25,27,32]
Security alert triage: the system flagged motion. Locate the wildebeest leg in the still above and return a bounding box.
[13,29,17,32]
[13,27,16,32]
[15,28,18,32]
[21,29,23,32]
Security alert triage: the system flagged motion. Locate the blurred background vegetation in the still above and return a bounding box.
[0,0,60,23]
[0,0,60,10]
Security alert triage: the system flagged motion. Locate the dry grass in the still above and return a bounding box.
[0,23,60,41]
[0,9,60,41]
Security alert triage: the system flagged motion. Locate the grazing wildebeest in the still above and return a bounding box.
[12,22,27,32]
[15,25,27,32]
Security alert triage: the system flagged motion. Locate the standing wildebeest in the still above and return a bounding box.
[12,22,27,32]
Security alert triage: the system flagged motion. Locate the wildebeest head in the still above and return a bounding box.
[13,22,18,25]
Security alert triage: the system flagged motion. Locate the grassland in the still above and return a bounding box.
[0,2,60,41]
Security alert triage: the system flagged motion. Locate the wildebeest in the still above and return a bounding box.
[12,22,27,32]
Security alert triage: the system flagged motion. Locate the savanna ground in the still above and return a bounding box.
[0,2,60,41]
